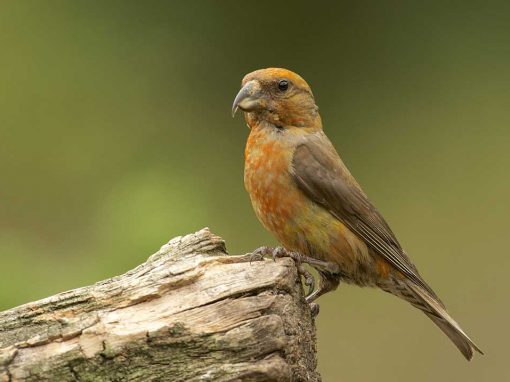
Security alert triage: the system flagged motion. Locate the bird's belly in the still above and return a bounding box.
[285,202,375,283]
[245,154,374,284]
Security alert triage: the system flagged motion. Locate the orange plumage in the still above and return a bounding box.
[233,68,482,360]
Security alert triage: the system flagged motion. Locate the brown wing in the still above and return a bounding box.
[291,132,437,297]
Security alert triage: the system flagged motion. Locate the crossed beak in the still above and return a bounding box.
[232,80,263,117]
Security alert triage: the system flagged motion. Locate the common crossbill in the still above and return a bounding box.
[232,68,482,360]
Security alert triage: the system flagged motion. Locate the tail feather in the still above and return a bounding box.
[406,282,483,360]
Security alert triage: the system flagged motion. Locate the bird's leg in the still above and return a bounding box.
[296,263,315,297]
[272,248,340,274]
[248,247,339,314]
[249,247,317,297]
[271,249,341,316]
[270,248,316,296]
[271,249,341,307]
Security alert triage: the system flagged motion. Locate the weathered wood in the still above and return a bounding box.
[0,228,320,382]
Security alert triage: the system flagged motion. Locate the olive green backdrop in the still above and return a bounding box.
[1,1,508,380]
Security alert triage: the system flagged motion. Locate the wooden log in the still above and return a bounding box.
[0,228,321,381]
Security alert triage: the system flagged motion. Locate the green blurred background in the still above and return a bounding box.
[1,1,508,380]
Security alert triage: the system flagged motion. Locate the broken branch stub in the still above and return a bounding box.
[0,228,321,382]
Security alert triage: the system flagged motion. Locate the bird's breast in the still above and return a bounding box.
[244,127,302,237]
[243,126,376,284]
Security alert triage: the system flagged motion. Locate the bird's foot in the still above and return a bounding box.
[272,249,340,274]
[247,246,294,263]
[268,249,324,304]
[247,246,273,264]
[309,302,320,318]
[305,272,340,303]
[297,263,315,298]
[295,264,320,318]
[247,247,339,316]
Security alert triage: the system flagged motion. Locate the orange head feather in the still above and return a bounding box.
[232,68,321,129]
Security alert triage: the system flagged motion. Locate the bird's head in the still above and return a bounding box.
[232,68,320,129]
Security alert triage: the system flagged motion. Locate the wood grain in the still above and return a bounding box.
[0,228,320,382]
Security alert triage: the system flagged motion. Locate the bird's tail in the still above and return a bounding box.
[383,279,483,360]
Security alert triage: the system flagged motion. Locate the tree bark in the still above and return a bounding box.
[0,228,320,382]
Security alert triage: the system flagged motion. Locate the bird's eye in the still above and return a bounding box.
[278,80,289,91]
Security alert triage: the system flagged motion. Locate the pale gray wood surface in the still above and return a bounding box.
[0,228,320,381]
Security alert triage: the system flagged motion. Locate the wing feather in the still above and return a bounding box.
[291,133,438,298]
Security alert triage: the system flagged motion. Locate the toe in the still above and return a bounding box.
[309,303,320,318]
[271,247,288,261]
[248,253,263,264]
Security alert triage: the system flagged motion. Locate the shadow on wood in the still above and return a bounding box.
[0,228,321,382]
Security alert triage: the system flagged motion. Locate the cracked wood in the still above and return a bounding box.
[0,228,321,382]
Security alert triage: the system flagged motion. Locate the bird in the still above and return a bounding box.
[232,68,482,360]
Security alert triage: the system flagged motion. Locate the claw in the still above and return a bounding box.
[247,246,338,316]
[271,246,288,261]
[306,272,340,303]
[248,246,272,264]
[263,248,318,299]
[297,265,315,297]
[309,303,320,318]
[248,253,263,264]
